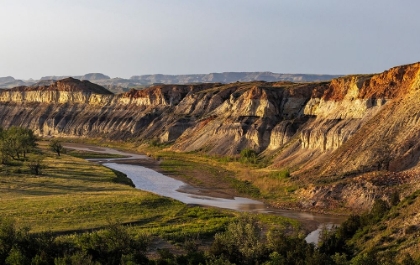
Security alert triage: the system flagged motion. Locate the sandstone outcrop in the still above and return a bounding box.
[1,62,420,211]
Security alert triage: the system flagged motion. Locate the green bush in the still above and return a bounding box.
[211,214,266,265]
[239,148,258,164]
[268,169,290,179]
[369,199,390,223]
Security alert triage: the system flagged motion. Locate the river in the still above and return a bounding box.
[64,143,345,244]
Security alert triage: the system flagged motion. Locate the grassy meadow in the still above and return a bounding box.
[0,140,299,241]
[0,144,230,236]
[2,137,420,263]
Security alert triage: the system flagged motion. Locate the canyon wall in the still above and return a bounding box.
[1,63,420,210]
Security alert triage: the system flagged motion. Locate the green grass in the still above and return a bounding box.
[0,142,299,245]
[158,151,262,197]
[66,149,128,159]
[60,138,302,204]
[62,140,326,215]
[0,146,234,235]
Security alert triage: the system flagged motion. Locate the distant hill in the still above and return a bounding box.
[0,76,35,88]
[9,77,113,95]
[0,76,16,83]
[130,72,341,84]
[0,72,341,93]
[40,73,110,81]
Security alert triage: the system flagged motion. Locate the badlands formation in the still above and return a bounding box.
[1,63,419,211]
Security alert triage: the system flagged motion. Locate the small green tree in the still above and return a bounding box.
[0,127,37,160]
[18,128,37,158]
[0,142,10,165]
[49,139,64,156]
[27,157,45,175]
[370,199,390,222]
[1,137,18,160]
[5,247,29,265]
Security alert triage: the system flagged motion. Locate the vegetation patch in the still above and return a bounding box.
[60,138,303,206]
[318,193,420,263]
[109,168,135,187]
[66,149,128,159]
[0,133,236,236]
[0,129,310,264]
[2,131,420,263]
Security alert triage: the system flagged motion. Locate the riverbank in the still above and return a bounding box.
[64,142,346,236]
[64,140,261,200]
[115,157,246,200]
[65,139,350,215]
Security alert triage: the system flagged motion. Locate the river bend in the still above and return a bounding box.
[64,143,345,243]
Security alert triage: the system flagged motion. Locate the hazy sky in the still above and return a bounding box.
[1,0,419,79]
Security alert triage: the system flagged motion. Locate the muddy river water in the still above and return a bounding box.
[64,143,345,244]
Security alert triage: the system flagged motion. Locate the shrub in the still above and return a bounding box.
[211,214,265,265]
[239,148,258,164]
[76,222,150,265]
[370,199,390,223]
[27,156,46,175]
[269,169,290,179]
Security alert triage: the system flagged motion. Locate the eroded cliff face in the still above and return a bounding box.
[1,63,420,211]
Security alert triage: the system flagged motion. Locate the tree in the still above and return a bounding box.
[1,134,19,160]
[370,199,390,223]
[0,127,37,160]
[49,139,64,156]
[0,141,11,164]
[17,128,37,158]
[27,157,45,175]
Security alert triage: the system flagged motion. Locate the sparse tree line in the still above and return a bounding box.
[0,126,64,175]
[0,216,331,265]
[0,127,37,164]
[0,126,47,175]
[0,204,419,265]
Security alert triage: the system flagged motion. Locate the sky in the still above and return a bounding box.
[1,0,419,79]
